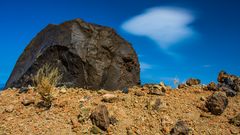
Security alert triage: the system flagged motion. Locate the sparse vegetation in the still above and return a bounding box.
[33,64,62,109]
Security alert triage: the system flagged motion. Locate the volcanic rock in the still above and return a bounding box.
[217,71,240,96]
[90,104,110,131]
[170,121,190,135]
[178,84,187,89]
[5,18,140,90]
[207,82,218,91]
[143,84,167,96]
[186,78,201,86]
[205,92,228,115]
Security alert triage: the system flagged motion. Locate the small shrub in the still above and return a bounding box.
[33,64,62,109]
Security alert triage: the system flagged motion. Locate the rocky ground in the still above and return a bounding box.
[0,83,239,135]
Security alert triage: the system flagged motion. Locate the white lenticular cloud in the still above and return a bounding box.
[122,7,195,49]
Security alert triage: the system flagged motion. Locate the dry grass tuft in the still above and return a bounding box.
[33,64,62,109]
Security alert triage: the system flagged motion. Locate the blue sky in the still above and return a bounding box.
[0,0,240,87]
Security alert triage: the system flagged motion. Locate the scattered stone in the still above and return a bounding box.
[178,84,187,89]
[78,108,91,123]
[19,87,29,93]
[205,92,228,115]
[134,91,145,96]
[5,105,14,113]
[200,96,206,101]
[79,96,90,103]
[207,82,218,91]
[146,84,166,96]
[102,94,118,103]
[186,78,201,86]
[90,125,103,134]
[71,117,80,129]
[220,86,237,97]
[122,87,129,94]
[230,128,239,134]
[59,88,67,94]
[36,101,52,110]
[109,116,118,125]
[170,121,190,135]
[147,98,162,111]
[229,113,240,127]
[161,116,174,134]
[143,83,169,95]
[22,97,35,106]
[97,89,108,95]
[200,113,212,118]
[90,104,110,131]
[126,127,135,135]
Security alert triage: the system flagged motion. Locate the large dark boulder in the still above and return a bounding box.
[5,19,140,90]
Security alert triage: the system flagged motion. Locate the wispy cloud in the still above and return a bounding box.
[122,7,196,50]
[202,64,212,68]
[140,62,152,71]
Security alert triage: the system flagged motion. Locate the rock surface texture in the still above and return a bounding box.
[5,19,140,90]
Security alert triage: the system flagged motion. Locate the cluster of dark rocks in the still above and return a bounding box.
[203,71,240,128]
[205,71,240,96]
[204,71,240,115]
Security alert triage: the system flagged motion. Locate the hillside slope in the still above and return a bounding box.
[0,85,239,135]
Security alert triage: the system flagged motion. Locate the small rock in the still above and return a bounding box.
[90,104,110,131]
[122,87,129,94]
[170,121,190,135]
[230,128,239,134]
[147,98,162,111]
[149,89,165,96]
[78,107,90,123]
[229,113,240,127]
[97,89,108,95]
[148,85,166,96]
[90,125,103,134]
[207,82,218,91]
[19,87,29,93]
[218,71,228,83]
[79,96,90,103]
[200,113,212,118]
[102,94,118,103]
[205,92,228,115]
[5,105,14,113]
[126,128,135,135]
[135,91,145,96]
[161,116,174,133]
[186,78,201,86]
[71,117,80,129]
[59,88,67,94]
[178,84,187,89]
[109,116,118,125]
[200,96,206,101]
[22,97,35,106]
[220,86,237,97]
